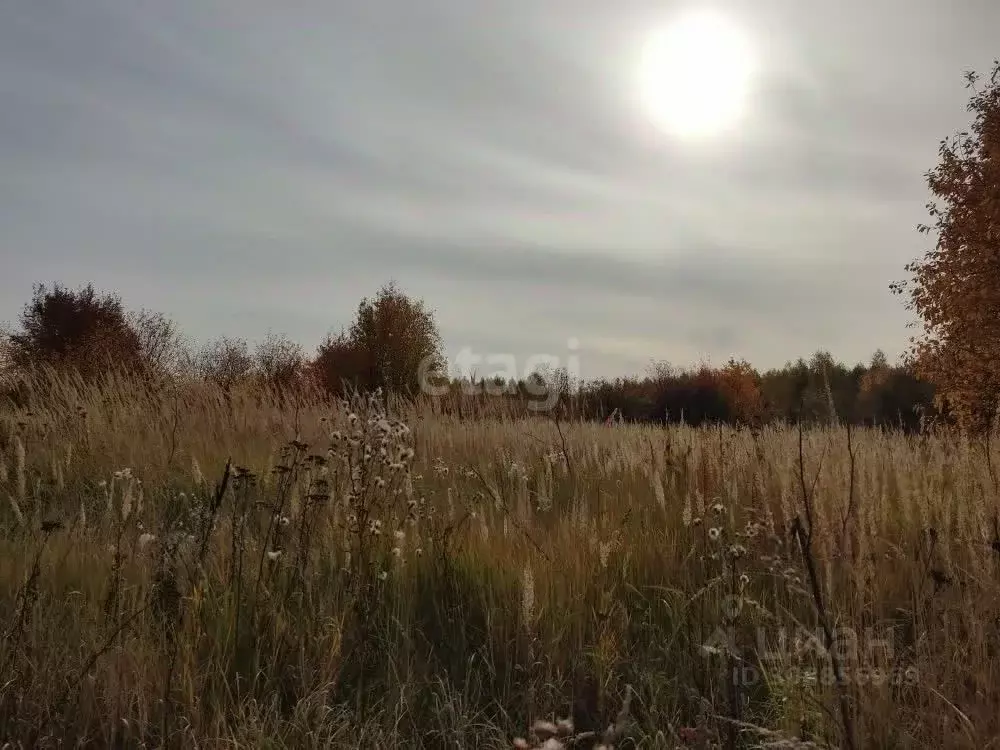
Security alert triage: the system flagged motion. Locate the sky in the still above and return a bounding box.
[1,0,997,381]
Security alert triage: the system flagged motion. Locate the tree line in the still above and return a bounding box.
[0,281,442,400]
[0,279,935,429]
[3,61,1000,432]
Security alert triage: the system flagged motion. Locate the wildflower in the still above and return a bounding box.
[712,502,725,515]
[369,519,383,535]
[374,477,387,488]
[415,547,423,556]
[739,573,750,588]
[392,546,402,557]
[138,532,157,550]
[266,550,282,561]
[378,570,388,581]
[708,527,721,541]
[348,413,359,424]
[394,529,405,541]
[598,541,613,569]
[279,516,291,526]
[727,544,747,559]
[191,458,204,484]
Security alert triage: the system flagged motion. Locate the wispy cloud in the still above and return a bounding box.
[1,0,996,376]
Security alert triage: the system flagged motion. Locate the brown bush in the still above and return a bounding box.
[7,283,146,379]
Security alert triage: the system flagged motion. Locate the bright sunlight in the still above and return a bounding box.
[638,8,757,140]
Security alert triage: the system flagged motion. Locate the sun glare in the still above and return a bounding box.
[639,8,757,140]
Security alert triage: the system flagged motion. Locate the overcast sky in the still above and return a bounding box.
[1,1,997,379]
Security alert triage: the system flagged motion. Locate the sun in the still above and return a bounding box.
[638,8,757,140]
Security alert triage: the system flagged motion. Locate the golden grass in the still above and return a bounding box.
[0,369,998,748]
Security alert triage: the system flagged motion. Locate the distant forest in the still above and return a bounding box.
[0,281,935,431]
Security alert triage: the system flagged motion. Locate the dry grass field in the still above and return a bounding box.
[1,370,998,748]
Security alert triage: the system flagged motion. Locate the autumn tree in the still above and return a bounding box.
[808,350,842,425]
[313,330,362,395]
[196,336,254,391]
[717,359,765,425]
[129,309,187,376]
[652,366,730,425]
[7,283,146,378]
[893,62,1000,432]
[253,332,305,394]
[314,282,444,396]
[857,365,934,431]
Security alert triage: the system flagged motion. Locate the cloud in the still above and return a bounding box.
[1,0,997,376]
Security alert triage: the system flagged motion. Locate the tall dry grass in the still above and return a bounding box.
[0,369,998,748]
